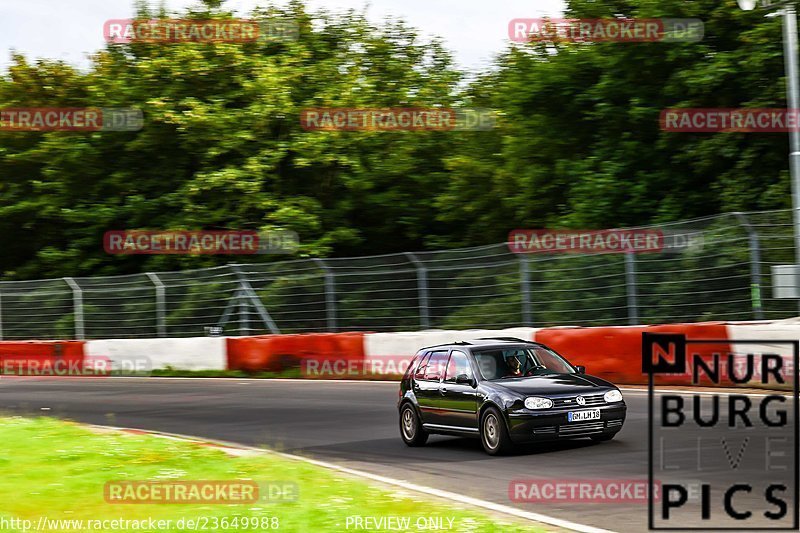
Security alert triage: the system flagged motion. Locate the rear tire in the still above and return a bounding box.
[480,407,513,455]
[399,404,428,446]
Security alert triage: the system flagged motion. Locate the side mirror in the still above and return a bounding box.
[455,374,472,385]
[576,365,586,374]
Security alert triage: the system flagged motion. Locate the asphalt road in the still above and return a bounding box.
[0,378,795,532]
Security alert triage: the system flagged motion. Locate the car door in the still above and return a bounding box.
[438,350,479,430]
[414,350,449,425]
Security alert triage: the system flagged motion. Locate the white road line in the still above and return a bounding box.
[88,424,615,533]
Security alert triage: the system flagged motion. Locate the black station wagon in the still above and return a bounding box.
[398,338,626,455]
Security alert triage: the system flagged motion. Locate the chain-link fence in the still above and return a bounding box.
[1,208,798,340]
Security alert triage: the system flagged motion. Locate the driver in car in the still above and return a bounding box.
[506,355,523,377]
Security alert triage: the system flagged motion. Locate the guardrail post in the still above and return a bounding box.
[63,277,85,340]
[405,253,430,329]
[624,253,639,325]
[146,272,167,337]
[313,259,337,332]
[733,212,765,320]
[519,255,532,326]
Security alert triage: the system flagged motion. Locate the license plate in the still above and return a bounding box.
[567,409,601,422]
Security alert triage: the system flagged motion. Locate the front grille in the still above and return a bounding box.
[558,421,605,435]
[533,426,556,435]
[552,394,605,408]
[607,419,623,428]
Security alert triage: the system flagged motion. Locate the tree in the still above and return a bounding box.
[0,3,463,279]
[438,0,790,239]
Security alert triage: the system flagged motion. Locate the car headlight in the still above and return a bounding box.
[524,397,553,409]
[604,389,623,403]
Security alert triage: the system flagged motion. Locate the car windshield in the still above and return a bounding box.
[473,345,576,380]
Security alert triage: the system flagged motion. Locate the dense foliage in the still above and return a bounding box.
[0,0,792,280]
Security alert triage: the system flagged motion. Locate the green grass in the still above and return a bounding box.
[0,417,542,532]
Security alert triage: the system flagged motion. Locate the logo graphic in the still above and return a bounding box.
[0,108,143,132]
[508,18,704,43]
[576,396,586,406]
[104,481,298,504]
[643,333,799,530]
[509,479,660,504]
[299,108,496,132]
[104,230,299,255]
[0,355,152,379]
[642,332,687,375]
[104,19,299,44]
[661,109,800,132]
[507,229,703,255]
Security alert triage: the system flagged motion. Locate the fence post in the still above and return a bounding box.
[230,264,280,334]
[733,212,765,320]
[145,272,167,337]
[404,252,430,329]
[63,277,85,340]
[313,259,337,332]
[236,273,250,337]
[624,253,639,325]
[519,255,532,326]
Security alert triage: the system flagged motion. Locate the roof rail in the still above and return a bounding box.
[475,337,533,343]
[420,341,473,350]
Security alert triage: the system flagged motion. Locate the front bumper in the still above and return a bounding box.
[506,403,627,443]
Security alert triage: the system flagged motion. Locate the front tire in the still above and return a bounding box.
[400,404,428,447]
[480,407,513,455]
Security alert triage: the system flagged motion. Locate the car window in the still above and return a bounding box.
[531,345,575,374]
[423,351,449,381]
[473,346,576,380]
[444,351,472,383]
[414,353,431,380]
[403,353,422,380]
[473,349,529,380]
